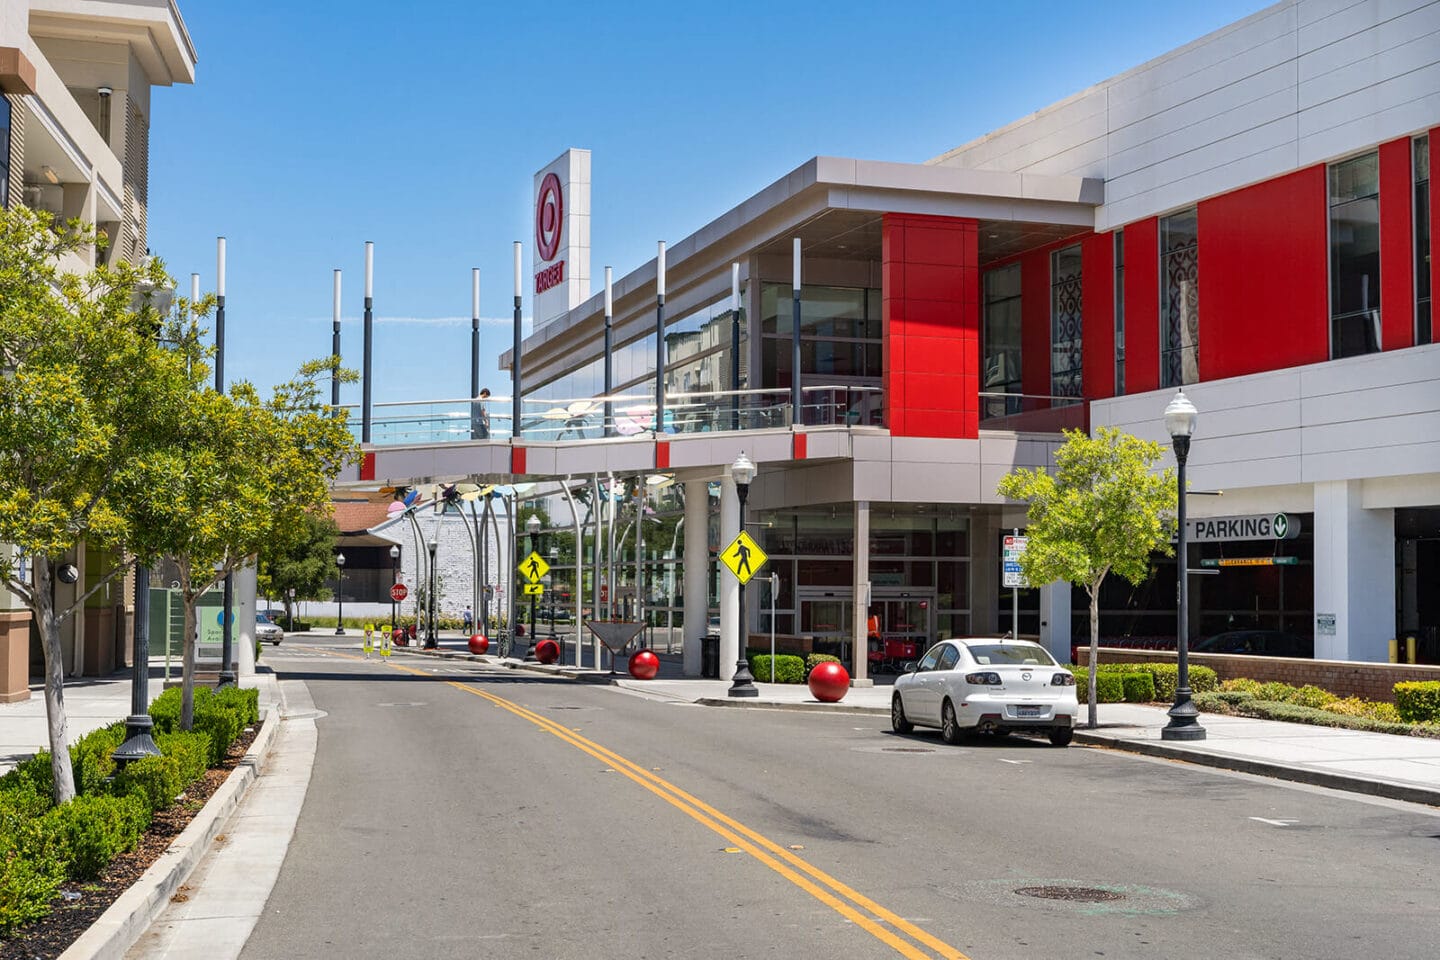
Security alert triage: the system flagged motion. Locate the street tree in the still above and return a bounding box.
[123,360,357,729]
[0,208,204,804]
[996,427,1177,728]
[256,509,341,628]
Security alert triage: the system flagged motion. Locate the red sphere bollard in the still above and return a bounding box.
[467,633,489,655]
[628,649,659,680]
[535,638,560,664]
[393,628,408,647]
[807,661,850,703]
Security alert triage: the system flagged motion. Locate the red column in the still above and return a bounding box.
[1379,136,1415,351]
[1081,232,1115,401]
[881,214,979,438]
[1123,217,1160,394]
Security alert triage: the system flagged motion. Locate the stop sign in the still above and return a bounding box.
[390,582,408,602]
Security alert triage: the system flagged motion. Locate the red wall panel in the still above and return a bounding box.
[1379,137,1415,351]
[1081,232,1116,400]
[1197,166,1329,380]
[1020,249,1050,398]
[882,213,979,438]
[1123,218,1160,394]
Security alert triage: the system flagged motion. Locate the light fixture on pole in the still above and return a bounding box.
[331,268,342,412]
[655,241,667,435]
[731,262,741,431]
[525,513,541,661]
[470,267,481,438]
[216,237,235,689]
[603,266,614,437]
[728,453,759,698]
[1161,388,1205,741]
[425,539,439,648]
[791,238,802,426]
[389,544,401,633]
[334,552,346,635]
[362,242,374,443]
[512,241,523,440]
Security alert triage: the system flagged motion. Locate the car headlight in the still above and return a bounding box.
[1052,672,1076,686]
[964,671,1002,685]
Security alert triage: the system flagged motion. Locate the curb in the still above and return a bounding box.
[695,696,887,715]
[58,707,283,960]
[1073,730,1440,808]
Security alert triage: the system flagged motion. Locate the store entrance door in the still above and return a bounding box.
[872,589,933,669]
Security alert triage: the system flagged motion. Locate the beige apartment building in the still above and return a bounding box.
[1,0,195,698]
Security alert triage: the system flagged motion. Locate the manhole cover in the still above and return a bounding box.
[881,747,935,753]
[549,706,585,710]
[1015,886,1125,903]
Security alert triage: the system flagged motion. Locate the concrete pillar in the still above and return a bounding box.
[718,471,739,680]
[682,480,708,676]
[236,564,257,679]
[1313,479,1394,662]
[1039,580,1071,662]
[851,500,870,684]
[972,511,1002,635]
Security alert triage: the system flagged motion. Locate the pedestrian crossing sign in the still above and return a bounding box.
[721,531,768,585]
[520,552,550,583]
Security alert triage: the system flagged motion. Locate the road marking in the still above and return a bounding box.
[997,759,1030,765]
[1249,817,1299,827]
[316,648,971,960]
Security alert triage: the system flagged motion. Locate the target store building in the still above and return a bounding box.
[495,0,1440,671]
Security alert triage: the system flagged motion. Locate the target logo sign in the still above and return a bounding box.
[535,172,564,263]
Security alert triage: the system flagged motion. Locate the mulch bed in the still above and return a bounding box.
[0,725,260,960]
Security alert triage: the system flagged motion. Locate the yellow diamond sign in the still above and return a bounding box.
[519,552,550,583]
[721,531,768,585]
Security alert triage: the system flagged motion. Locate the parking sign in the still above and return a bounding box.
[1002,535,1029,588]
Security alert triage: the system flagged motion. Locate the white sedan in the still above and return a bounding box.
[891,639,1077,746]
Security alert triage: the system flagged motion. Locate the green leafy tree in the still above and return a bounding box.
[123,360,357,729]
[0,208,204,804]
[996,427,1177,727]
[257,510,341,627]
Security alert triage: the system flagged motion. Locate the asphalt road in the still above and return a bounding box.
[240,636,1440,960]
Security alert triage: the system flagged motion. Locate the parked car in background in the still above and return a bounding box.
[255,613,284,645]
[1191,630,1312,658]
[892,638,1077,746]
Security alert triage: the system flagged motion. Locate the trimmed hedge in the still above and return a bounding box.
[1394,681,1440,724]
[750,654,805,684]
[1070,662,1214,703]
[0,683,258,940]
[805,653,841,674]
[1121,672,1156,703]
[1193,693,1440,738]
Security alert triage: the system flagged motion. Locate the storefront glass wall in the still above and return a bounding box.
[1050,244,1083,398]
[1329,152,1382,358]
[983,264,1022,417]
[759,283,883,424]
[1160,208,1199,387]
[1416,135,1431,345]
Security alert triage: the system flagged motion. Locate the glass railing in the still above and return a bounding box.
[342,384,885,446]
[978,391,1087,433]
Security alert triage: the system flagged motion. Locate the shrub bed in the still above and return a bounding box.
[748,653,805,684]
[1393,681,1440,724]
[0,685,259,940]
[1070,662,1214,703]
[1192,693,1440,739]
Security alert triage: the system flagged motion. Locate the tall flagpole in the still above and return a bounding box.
[655,241,666,433]
[512,242,523,440]
[331,269,342,411]
[362,242,374,443]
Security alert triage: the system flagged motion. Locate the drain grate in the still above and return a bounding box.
[1015,886,1125,903]
[881,747,935,753]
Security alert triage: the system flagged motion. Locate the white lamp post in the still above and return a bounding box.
[334,553,346,636]
[1162,389,1205,741]
[729,453,759,697]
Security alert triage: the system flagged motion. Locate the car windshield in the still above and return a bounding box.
[256,614,272,624]
[964,642,1055,666]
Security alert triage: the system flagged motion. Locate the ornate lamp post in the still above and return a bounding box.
[729,453,759,698]
[334,553,346,635]
[425,539,439,648]
[1162,389,1205,741]
[389,544,400,632]
[524,514,541,661]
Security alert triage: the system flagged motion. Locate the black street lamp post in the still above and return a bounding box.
[334,553,346,635]
[1162,388,1205,742]
[525,514,540,661]
[729,453,759,698]
[389,544,400,632]
[114,563,159,765]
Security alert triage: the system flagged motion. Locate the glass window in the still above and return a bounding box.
[982,264,1022,417]
[0,97,10,210]
[758,282,882,412]
[1050,245,1083,398]
[916,645,943,672]
[1160,209,1199,386]
[1114,230,1125,395]
[935,645,960,671]
[1329,152,1382,358]
[964,642,1056,666]
[1417,136,1432,345]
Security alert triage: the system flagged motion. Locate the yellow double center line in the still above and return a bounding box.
[320,649,971,960]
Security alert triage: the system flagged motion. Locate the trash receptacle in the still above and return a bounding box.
[701,633,720,679]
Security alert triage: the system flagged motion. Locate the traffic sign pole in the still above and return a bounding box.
[1011,529,1020,638]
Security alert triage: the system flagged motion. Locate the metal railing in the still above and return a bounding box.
[340,384,884,446]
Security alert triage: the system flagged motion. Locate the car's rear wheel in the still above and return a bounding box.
[891,694,913,734]
[940,700,963,745]
[1049,726,1073,747]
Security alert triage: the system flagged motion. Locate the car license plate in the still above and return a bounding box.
[1015,705,1042,718]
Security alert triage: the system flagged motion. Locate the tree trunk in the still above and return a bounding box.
[181,596,197,730]
[36,559,77,804]
[1087,585,1100,729]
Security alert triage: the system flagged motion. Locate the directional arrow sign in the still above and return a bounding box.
[522,583,544,596]
[519,552,550,583]
[721,531,768,585]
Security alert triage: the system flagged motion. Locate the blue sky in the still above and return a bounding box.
[148,0,1270,407]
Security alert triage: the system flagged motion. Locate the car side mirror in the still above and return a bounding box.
[904,661,918,674]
